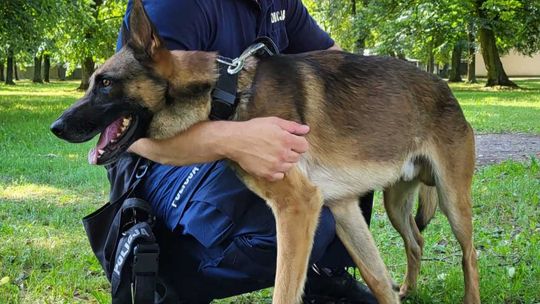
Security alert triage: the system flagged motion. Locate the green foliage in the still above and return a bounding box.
[53,0,127,73]
[0,0,126,75]
[304,0,540,68]
[479,0,540,55]
[0,0,58,57]
[304,0,360,52]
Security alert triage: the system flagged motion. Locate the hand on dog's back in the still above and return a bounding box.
[128,117,310,181]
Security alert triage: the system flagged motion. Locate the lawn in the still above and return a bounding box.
[453,79,540,134]
[0,80,539,303]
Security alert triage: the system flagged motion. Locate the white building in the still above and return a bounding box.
[475,50,540,77]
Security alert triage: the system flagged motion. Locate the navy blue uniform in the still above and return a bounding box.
[114,0,352,301]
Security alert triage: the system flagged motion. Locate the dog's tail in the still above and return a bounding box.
[415,184,438,232]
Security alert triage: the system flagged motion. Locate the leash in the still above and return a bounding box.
[209,37,279,120]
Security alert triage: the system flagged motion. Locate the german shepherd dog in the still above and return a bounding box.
[51,1,479,303]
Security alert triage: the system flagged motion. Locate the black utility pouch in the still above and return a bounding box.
[82,158,149,278]
[82,158,171,303]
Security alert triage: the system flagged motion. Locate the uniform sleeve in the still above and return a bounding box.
[283,0,335,53]
[117,0,211,51]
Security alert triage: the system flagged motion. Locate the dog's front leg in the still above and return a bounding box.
[241,167,323,304]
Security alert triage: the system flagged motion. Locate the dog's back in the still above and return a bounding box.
[240,51,473,199]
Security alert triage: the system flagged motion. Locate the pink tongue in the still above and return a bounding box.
[88,117,124,164]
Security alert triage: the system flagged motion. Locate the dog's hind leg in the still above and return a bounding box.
[383,180,423,298]
[433,129,480,304]
[328,198,400,304]
[241,167,323,304]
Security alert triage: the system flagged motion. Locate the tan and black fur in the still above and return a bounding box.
[52,1,480,303]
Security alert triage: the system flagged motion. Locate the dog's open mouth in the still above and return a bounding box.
[88,116,137,165]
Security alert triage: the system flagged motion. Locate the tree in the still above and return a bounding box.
[13,59,19,81]
[304,0,361,52]
[54,0,126,90]
[466,22,477,83]
[57,63,66,81]
[33,54,43,83]
[449,40,465,82]
[43,54,51,82]
[0,0,54,84]
[0,59,4,82]
[470,0,540,87]
[474,0,516,87]
[304,0,540,87]
[5,49,15,85]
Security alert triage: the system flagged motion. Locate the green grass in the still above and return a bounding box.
[1,80,539,303]
[0,81,109,303]
[450,79,540,134]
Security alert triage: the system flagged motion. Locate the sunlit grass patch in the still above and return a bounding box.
[450,79,540,134]
[0,184,65,201]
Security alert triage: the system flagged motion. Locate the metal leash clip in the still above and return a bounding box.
[216,42,276,75]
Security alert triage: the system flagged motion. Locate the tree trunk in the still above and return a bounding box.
[0,61,4,82]
[5,49,15,85]
[427,50,435,74]
[449,43,463,82]
[77,0,102,90]
[351,0,369,55]
[474,0,516,87]
[478,28,516,87]
[467,28,477,83]
[43,54,51,83]
[57,63,66,81]
[78,57,95,90]
[33,54,43,83]
[13,59,19,81]
[440,63,450,78]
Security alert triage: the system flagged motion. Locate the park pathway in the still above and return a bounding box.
[475,133,540,166]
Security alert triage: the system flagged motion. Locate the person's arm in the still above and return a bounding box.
[129,118,309,181]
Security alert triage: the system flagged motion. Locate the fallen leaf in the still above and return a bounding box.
[507,267,516,278]
[0,276,10,286]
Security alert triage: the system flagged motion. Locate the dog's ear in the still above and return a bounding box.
[127,0,164,61]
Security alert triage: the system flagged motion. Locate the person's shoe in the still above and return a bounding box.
[302,265,378,304]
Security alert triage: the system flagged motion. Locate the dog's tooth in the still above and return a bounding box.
[117,132,122,137]
[111,139,117,143]
[122,118,130,127]
[98,149,105,155]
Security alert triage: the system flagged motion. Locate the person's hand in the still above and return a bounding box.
[127,118,310,182]
[224,117,310,181]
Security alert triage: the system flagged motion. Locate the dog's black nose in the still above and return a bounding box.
[50,119,66,138]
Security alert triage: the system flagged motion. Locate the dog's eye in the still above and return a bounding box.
[102,79,112,87]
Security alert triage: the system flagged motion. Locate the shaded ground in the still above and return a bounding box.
[476,133,540,166]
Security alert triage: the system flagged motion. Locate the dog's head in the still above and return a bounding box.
[51,0,215,165]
